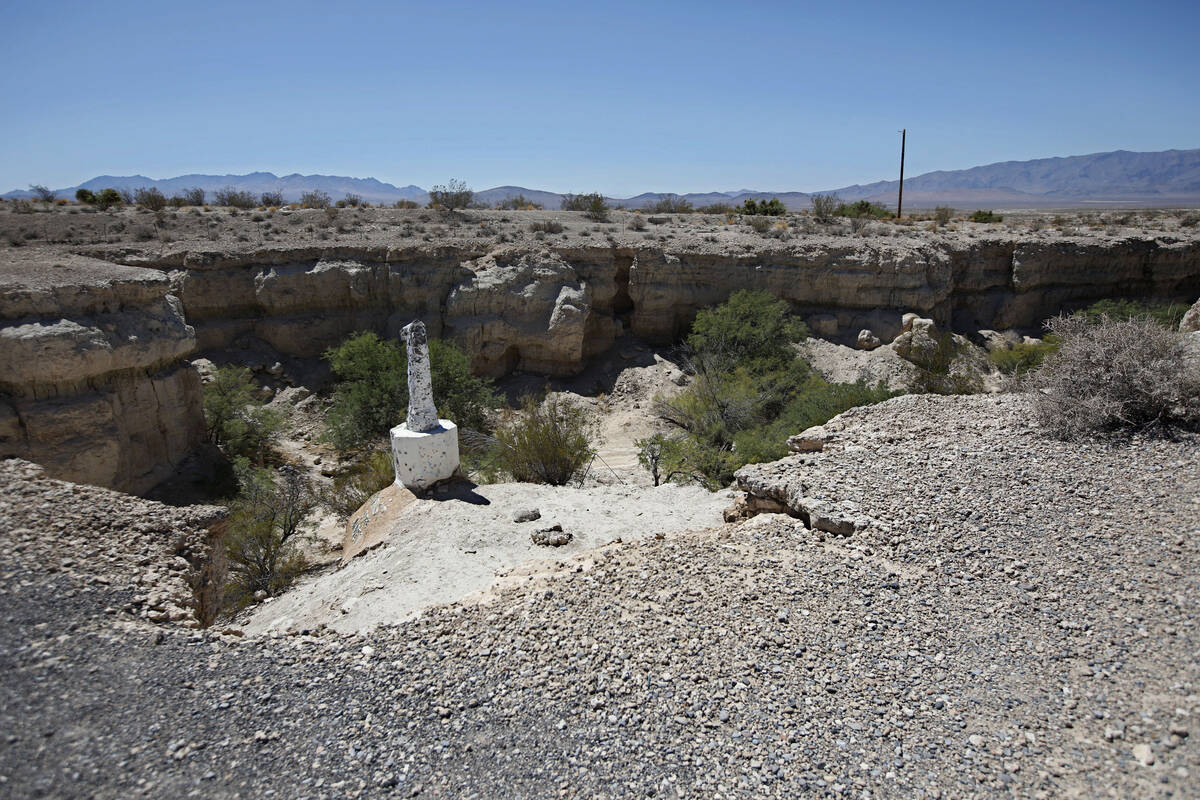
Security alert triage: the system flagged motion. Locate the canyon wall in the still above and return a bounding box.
[115,233,1200,375]
[0,255,203,494]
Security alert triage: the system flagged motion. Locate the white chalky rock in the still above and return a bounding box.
[390,321,459,491]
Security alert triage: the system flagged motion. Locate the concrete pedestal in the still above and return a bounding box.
[390,419,459,491]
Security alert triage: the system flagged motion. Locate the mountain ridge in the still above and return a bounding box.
[6,148,1199,209]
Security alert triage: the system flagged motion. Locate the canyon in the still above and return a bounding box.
[2,205,1199,493]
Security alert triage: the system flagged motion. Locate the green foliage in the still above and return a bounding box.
[740,197,786,216]
[428,179,473,211]
[323,332,499,451]
[561,192,610,221]
[987,335,1060,374]
[394,199,420,209]
[835,199,891,219]
[300,190,331,209]
[969,209,1002,223]
[223,462,316,608]
[649,195,694,214]
[496,194,543,210]
[93,188,123,210]
[322,448,395,520]
[698,202,737,214]
[74,188,95,204]
[134,187,167,211]
[492,394,599,485]
[687,289,808,372]
[260,191,283,207]
[906,333,985,395]
[529,219,565,234]
[201,366,284,461]
[180,187,205,206]
[810,193,840,222]
[1075,298,1188,329]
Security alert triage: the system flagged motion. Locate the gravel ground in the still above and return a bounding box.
[1,394,1198,798]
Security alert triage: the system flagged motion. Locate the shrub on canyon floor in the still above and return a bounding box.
[987,335,1060,374]
[490,394,599,485]
[1075,298,1189,330]
[223,462,316,608]
[323,332,498,452]
[1025,313,1200,439]
[905,332,986,395]
[202,365,284,462]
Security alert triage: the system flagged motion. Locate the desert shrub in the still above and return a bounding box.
[1180,214,1200,228]
[214,187,257,209]
[906,333,985,395]
[627,214,647,231]
[260,191,283,207]
[740,197,786,216]
[300,190,331,209]
[223,462,316,607]
[987,335,1059,374]
[687,289,807,371]
[934,206,955,226]
[562,192,610,221]
[323,332,498,451]
[1026,314,1200,438]
[202,366,284,461]
[969,209,1002,223]
[394,199,419,209]
[747,216,771,233]
[529,219,564,234]
[650,195,694,214]
[9,199,34,214]
[835,199,890,219]
[134,187,167,211]
[343,193,361,207]
[75,188,95,204]
[93,188,123,210]
[180,187,205,206]
[810,193,839,222]
[323,448,395,520]
[491,394,599,485]
[496,194,543,210]
[1075,298,1188,330]
[699,203,737,215]
[29,184,55,205]
[428,179,473,212]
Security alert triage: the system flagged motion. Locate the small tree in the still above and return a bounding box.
[343,193,361,207]
[29,184,55,207]
[94,188,123,211]
[260,191,283,207]
[561,192,609,221]
[224,462,316,605]
[810,193,839,223]
[134,187,167,211]
[214,187,257,209]
[428,179,473,212]
[299,189,331,209]
[202,366,284,462]
[75,188,95,204]
[181,187,205,206]
[741,197,786,216]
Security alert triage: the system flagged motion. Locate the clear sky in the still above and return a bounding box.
[2,0,1197,195]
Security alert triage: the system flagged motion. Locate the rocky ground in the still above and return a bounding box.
[2,394,1197,798]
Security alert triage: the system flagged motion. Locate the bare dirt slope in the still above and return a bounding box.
[2,394,1197,798]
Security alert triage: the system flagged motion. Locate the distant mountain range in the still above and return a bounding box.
[6,148,1200,209]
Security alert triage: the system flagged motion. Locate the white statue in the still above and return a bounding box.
[403,321,439,432]
[389,321,459,490]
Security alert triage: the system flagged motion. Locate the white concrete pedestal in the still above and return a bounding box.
[390,419,459,491]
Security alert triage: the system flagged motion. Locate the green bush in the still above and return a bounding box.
[94,188,123,210]
[561,192,610,221]
[740,197,786,216]
[810,193,840,222]
[75,188,95,204]
[987,335,1059,374]
[687,289,807,372]
[214,187,257,209]
[202,366,284,461]
[492,394,599,485]
[906,332,985,395]
[529,219,564,234]
[323,332,498,451]
[260,191,283,207]
[428,179,473,211]
[835,199,891,219]
[969,209,1002,223]
[322,448,395,520]
[1075,298,1188,329]
[223,462,316,607]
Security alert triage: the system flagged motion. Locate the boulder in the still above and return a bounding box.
[856,329,881,350]
[787,424,836,453]
[1180,297,1200,333]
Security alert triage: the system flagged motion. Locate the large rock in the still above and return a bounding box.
[0,255,204,494]
[1181,297,1200,333]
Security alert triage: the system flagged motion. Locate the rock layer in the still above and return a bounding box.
[0,255,204,493]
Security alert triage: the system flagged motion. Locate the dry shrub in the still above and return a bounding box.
[1026,314,1200,438]
[493,395,599,485]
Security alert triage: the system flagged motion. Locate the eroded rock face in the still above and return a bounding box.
[0,256,204,494]
[1181,296,1200,333]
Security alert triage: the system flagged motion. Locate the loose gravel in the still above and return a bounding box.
[1,394,1197,798]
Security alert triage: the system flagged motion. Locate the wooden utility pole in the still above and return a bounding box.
[897,128,906,219]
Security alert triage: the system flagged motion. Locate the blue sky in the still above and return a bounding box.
[2,0,1197,195]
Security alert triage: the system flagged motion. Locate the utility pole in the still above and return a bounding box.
[897,128,906,219]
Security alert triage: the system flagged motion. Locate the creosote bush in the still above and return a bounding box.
[835,199,891,219]
[428,179,473,212]
[810,193,839,223]
[649,195,694,214]
[260,191,283,207]
[300,190,331,209]
[934,206,955,226]
[214,187,257,209]
[740,197,786,216]
[561,192,610,221]
[970,209,1003,223]
[1025,314,1200,439]
[492,394,599,485]
[134,187,167,211]
[94,188,123,210]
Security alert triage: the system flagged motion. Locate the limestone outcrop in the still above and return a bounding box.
[0,255,204,493]
[1181,296,1200,333]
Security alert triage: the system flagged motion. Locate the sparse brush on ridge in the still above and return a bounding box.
[1025,313,1200,438]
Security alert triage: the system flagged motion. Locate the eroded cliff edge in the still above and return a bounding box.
[0,254,203,493]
